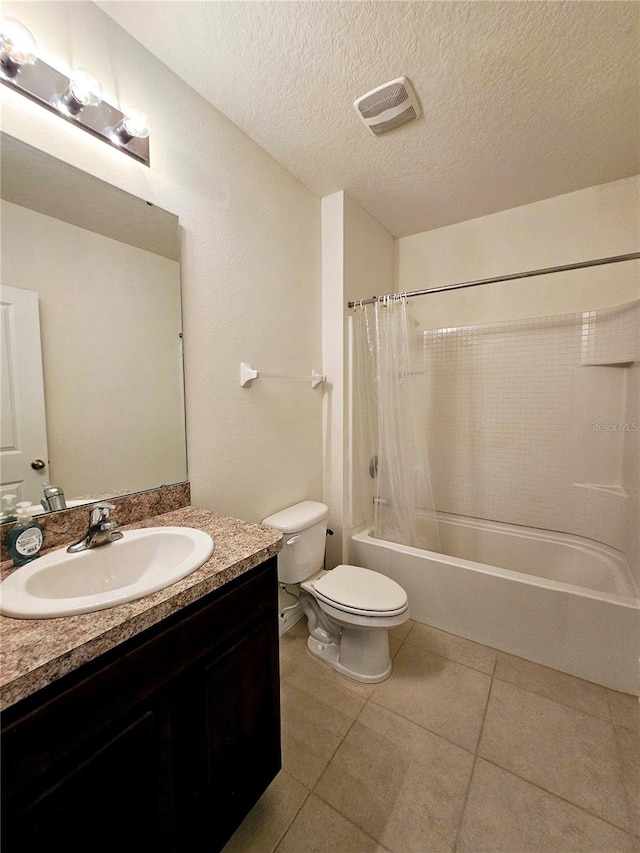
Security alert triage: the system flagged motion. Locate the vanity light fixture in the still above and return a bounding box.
[0,17,150,166]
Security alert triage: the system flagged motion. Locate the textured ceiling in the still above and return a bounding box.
[98,1,640,238]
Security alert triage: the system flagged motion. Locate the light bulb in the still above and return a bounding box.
[69,68,102,107]
[0,18,37,79]
[113,107,150,144]
[59,67,102,116]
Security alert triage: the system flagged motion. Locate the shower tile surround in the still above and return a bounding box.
[224,619,640,852]
[421,299,639,570]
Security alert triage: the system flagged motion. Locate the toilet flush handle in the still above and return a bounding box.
[286,535,301,546]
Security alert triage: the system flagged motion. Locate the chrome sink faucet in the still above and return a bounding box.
[67,502,123,553]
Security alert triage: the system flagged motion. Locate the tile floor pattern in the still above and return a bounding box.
[223,619,640,853]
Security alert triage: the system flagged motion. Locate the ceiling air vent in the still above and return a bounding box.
[353,76,421,136]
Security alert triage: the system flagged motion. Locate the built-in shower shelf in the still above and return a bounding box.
[579,299,639,365]
[581,360,634,368]
[573,483,628,498]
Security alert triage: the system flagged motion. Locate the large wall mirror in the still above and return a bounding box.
[1,133,187,520]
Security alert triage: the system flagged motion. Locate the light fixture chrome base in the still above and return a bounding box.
[1,57,149,166]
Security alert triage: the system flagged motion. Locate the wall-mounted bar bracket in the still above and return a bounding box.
[240,362,259,387]
[240,363,326,389]
[311,370,326,389]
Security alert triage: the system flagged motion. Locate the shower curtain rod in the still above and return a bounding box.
[347,251,640,308]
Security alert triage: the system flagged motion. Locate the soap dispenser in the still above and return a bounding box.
[7,502,44,567]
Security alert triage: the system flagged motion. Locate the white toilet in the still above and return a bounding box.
[262,500,409,683]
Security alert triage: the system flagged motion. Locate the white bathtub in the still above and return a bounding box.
[350,513,640,694]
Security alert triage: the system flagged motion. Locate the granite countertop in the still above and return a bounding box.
[0,506,283,711]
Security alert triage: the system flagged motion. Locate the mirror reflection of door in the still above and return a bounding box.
[0,285,49,507]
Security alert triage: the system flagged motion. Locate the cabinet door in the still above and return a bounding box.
[179,617,281,851]
[1,702,176,853]
[1,559,281,853]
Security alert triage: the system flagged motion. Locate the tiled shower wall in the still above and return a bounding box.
[422,300,639,554]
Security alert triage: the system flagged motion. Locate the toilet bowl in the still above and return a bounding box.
[262,501,409,683]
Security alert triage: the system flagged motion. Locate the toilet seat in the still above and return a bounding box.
[309,565,408,617]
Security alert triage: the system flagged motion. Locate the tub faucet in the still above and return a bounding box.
[67,502,123,553]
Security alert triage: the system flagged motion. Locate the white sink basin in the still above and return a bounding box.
[0,527,214,619]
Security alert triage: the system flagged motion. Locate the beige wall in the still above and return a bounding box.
[398,176,640,329]
[322,192,394,568]
[344,196,394,540]
[2,200,185,500]
[321,191,346,568]
[1,1,322,524]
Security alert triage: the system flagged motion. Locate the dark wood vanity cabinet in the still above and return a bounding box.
[1,557,281,853]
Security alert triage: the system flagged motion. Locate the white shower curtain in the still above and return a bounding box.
[352,295,441,552]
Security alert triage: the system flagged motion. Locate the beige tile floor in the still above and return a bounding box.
[224,618,640,853]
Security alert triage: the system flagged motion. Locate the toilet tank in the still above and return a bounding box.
[261,501,329,584]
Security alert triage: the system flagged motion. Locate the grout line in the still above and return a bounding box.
[272,786,312,853]
[309,702,366,795]
[368,638,494,759]
[490,648,498,678]
[605,685,616,722]
[403,626,617,723]
[478,756,634,837]
[609,721,636,835]
[366,694,476,758]
[452,667,496,852]
[491,672,615,724]
[491,673,613,722]
[311,786,395,851]
[400,637,496,676]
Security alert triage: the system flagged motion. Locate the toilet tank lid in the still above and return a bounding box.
[261,500,329,533]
